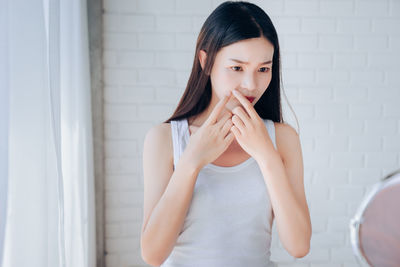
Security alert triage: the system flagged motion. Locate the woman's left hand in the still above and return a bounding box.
[230,89,276,161]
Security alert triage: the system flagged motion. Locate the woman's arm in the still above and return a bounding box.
[141,124,200,266]
[256,122,311,258]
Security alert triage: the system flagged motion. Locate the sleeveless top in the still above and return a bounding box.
[161,118,277,267]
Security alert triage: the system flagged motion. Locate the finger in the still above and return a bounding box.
[223,132,235,146]
[205,93,231,125]
[216,111,232,128]
[232,106,250,128]
[232,114,245,134]
[230,125,241,138]
[221,118,233,137]
[232,90,257,119]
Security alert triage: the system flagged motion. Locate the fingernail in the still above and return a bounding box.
[232,89,238,95]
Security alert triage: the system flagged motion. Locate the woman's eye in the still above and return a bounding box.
[259,67,270,73]
[230,66,270,72]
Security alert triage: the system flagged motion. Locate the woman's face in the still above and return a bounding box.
[200,37,274,112]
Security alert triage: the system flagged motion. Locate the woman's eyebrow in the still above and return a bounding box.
[228,58,272,65]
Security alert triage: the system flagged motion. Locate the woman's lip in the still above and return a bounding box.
[245,96,255,103]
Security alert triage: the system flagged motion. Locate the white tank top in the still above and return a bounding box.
[161,118,277,267]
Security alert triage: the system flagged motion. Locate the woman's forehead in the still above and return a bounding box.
[218,37,274,62]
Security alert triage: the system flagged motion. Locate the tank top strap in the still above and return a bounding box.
[263,119,277,151]
[170,119,187,170]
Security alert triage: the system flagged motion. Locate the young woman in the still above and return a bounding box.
[140,1,311,266]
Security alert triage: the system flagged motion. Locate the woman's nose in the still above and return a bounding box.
[241,72,257,91]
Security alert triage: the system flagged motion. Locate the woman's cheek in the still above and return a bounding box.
[216,77,237,95]
[220,71,242,111]
[223,72,241,91]
[212,69,242,111]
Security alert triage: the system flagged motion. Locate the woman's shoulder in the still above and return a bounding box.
[144,122,173,163]
[145,122,171,141]
[272,121,301,160]
[273,121,298,138]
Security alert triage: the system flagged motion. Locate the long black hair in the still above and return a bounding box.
[164,1,290,125]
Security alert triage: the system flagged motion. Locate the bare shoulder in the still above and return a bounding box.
[144,122,173,166]
[273,122,301,162]
[145,122,171,139]
[274,122,299,140]
[144,122,172,150]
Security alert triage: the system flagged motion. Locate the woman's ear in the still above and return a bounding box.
[198,49,207,70]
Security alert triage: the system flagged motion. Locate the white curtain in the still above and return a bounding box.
[0,0,96,266]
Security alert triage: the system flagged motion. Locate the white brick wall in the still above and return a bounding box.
[102,0,400,266]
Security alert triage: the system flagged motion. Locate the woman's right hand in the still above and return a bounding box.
[182,93,235,170]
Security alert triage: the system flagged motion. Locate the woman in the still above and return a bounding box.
[140,1,311,266]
